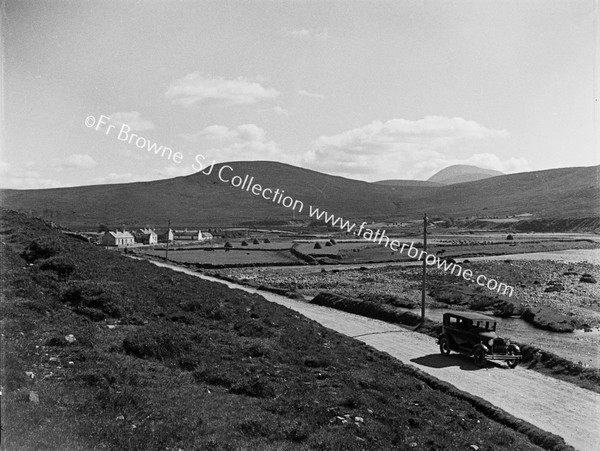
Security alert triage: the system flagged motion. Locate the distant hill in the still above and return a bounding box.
[1,162,598,229]
[374,180,443,187]
[428,164,504,185]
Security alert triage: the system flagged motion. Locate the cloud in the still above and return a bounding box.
[182,124,299,166]
[298,90,325,99]
[282,27,329,40]
[46,154,98,170]
[303,116,512,180]
[204,140,284,164]
[182,124,267,143]
[181,123,293,165]
[109,111,155,131]
[165,73,280,107]
[0,162,63,189]
[62,154,98,169]
[89,172,149,185]
[272,106,290,116]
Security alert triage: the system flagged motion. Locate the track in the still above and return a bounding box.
[152,261,600,451]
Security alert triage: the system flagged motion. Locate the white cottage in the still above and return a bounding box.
[100,230,135,247]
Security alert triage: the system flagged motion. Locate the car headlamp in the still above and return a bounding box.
[488,339,494,347]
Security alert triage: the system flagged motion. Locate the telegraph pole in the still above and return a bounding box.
[421,213,427,324]
[165,219,171,262]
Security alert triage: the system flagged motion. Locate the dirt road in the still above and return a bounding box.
[153,261,600,451]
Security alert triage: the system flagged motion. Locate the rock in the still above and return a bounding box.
[544,284,564,292]
[355,416,364,423]
[28,391,39,403]
[64,334,76,343]
[25,371,35,379]
[470,446,480,450]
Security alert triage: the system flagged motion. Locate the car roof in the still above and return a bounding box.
[443,311,496,322]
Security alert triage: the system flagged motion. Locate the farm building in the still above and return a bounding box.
[135,228,158,245]
[156,228,174,243]
[202,232,213,241]
[173,229,203,241]
[100,230,135,247]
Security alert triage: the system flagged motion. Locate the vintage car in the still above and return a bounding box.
[438,311,521,368]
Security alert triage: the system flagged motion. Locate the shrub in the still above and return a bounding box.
[37,256,76,279]
[61,281,125,319]
[193,367,235,388]
[314,242,322,249]
[241,240,249,246]
[123,325,194,360]
[21,238,63,262]
[230,376,276,398]
[506,234,514,241]
[253,238,260,244]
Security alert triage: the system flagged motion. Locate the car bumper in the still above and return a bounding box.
[485,354,522,361]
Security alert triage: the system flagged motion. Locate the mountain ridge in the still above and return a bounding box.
[1,161,598,228]
[427,164,504,185]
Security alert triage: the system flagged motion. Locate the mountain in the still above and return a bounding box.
[1,162,598,229]
[427,165,504,185]
[374,180,443,187]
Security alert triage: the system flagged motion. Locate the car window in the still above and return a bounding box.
[472,320,497,331]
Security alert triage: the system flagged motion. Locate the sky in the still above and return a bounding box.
[1,0,598,189]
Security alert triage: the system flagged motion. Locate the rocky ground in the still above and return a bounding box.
[218,259,600,329]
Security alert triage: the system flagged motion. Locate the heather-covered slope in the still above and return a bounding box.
[0,209,552,450]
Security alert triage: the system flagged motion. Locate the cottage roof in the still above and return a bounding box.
[107,231,134,239]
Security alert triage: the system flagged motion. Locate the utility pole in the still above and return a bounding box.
[421,213,427,324]
[165,219,171,262]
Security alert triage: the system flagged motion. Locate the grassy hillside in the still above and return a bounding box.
[415,165,599,218]
[1,161,598,229]
[0,209,554,450]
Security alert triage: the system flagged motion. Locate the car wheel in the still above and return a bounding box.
[474,347,486,368]
[439,337,451,356]
[506,345,519,369]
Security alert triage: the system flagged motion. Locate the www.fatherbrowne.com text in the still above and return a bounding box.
[208,164,514,297]
[85,114,514,297]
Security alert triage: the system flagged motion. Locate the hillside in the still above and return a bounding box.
[0,161,428,228]
[427,164,504,185]
[373,180,443,187]
[0,210,550,450]
[0,162,598,229]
